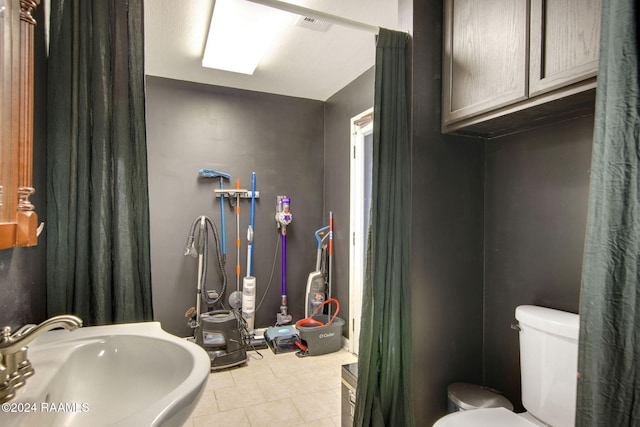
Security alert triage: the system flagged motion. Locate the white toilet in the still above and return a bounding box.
[434,305,580,427]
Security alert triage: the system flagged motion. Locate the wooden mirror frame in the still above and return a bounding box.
[0,0,39,249]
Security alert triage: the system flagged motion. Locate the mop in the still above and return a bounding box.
[225,179,245,311]
[235,179,241,293]
[328,211,334,318]
[198,169,230,264]
[250,172,256,276]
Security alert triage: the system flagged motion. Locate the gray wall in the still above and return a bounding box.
[409,1,486,423]
[145,76,325,337]
[0,5,48,329]
[483,114,593,409]
[323,67,375,338]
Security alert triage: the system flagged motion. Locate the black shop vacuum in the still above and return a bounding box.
[184,214,247,370]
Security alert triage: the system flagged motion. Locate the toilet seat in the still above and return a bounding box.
[433,407,540,427]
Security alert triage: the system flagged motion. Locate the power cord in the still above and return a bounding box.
[255,233,281,312]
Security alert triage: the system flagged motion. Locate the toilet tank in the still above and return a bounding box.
[515,305,579,427]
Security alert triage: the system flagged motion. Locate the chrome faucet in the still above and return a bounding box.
[0,315,82,403]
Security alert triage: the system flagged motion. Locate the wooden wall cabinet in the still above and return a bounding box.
[0,0,40,249]
[442,0,601,138]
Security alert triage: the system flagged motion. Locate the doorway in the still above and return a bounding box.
[349,108,373,355]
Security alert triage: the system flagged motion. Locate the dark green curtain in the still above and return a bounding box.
[354,29,414,427]
[46,0,153,325]
[576,0,639,425]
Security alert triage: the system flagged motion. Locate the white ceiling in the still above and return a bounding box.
[144,0,398,101]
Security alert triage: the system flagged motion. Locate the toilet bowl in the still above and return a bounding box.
[433,305,579,427]
[433,407,546,427]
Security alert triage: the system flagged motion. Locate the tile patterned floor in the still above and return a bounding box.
[183,347,357,427]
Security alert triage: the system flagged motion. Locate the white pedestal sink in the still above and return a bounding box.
[0,322,209,427]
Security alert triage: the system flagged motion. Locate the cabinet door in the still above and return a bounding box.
[442,0,529,126]
[529,0,601,97]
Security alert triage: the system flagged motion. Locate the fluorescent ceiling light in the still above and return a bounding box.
[202,0,289,75]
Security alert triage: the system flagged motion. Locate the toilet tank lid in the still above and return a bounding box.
[448,383,513,411]
[515,305,579,339]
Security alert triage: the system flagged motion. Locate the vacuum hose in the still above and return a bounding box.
[185,215,227,306]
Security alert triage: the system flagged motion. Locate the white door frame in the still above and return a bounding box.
[349,108,373,355]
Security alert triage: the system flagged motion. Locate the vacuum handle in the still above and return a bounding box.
[314,225,330,248]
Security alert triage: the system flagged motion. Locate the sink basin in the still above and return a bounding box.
[0,322,209,427]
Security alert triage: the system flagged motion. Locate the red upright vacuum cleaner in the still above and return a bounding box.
[305,225,329,317]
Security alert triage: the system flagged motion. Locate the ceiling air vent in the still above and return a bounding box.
[295,15,332,32]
